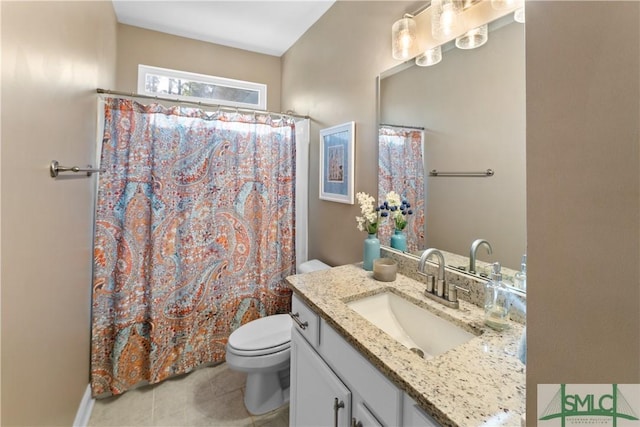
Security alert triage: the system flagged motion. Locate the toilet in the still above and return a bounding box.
[225,259,330,415]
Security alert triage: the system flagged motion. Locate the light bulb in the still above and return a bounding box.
[514,7,525,23]
[431,0,462,41]
[440,4,456,37]
[400,30,412,53]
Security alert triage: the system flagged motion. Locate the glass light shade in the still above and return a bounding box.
[514,7,525,23]
[392,17,417,60]
[491,0,520,10]
[415,46,442,67]
[455,24,488,49]
[431,0,462,41]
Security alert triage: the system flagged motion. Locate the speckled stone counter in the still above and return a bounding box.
[286,264,526,427]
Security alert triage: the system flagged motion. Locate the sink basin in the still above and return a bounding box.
[347,292,475,359]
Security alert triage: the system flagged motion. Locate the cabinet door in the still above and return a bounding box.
[402,394,442,427]
[290,329,351,427]
[352,401,383,427]
[321,320,402,426]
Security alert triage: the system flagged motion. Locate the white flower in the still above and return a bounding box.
[383,191,413,230]
[385,191,401,208]
[355,192,379,234]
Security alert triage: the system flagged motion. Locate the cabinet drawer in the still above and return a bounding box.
[291,294,320,348]
[322,322,402,426]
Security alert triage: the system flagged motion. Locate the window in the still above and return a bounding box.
[137,65,267,110]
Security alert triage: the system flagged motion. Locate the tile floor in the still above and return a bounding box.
[88,363,289,427]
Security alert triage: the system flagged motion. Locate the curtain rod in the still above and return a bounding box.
[380,123,425,130]
[96,89,311,120]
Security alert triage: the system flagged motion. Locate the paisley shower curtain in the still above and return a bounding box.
[378,126,425,253]
[90,98,295,397]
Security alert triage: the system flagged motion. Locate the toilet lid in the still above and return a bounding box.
[228,314,292,352]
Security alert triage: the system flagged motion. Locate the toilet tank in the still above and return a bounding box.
[297,259,330,274]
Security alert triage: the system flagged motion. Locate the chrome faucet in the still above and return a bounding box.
[469,239,493,274]
[418,248,446,298]
[418,248,464,308]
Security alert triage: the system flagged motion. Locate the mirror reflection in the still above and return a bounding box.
[378,17,526,275]
[377,126,425,253]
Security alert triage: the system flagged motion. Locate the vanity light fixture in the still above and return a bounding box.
[392,14,418,60]
[431,0,463,41]
[415,46,443,67]
[391,0,519,63]
[455,24,488,49]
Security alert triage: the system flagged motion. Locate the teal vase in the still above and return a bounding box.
[363,233,380,271]
[390,229,407,252]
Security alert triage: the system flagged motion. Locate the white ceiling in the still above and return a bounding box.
[112,1,336,57]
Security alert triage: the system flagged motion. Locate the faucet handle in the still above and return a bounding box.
[447,283,457,302]
[417,271,435,293]
[447,283,470,303]
[455,284,471,294]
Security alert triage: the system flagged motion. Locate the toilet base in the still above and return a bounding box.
[244,369,290,415]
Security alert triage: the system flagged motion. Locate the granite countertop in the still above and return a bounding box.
[286,263,526,427]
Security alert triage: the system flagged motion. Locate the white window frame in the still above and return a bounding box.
[137,64,267,110]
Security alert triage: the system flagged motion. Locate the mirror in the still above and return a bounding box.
[378,17,526,276]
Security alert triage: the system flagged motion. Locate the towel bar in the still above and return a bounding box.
[429,169,494,177]
[50,160,105,178]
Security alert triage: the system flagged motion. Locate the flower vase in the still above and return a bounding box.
[390,229,407,252]
[363,233,380,271]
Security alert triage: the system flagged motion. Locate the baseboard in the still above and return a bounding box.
[73,384,95,427]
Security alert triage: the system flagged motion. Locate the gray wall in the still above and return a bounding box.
[525,1,640,422]
[282,0,640,422]
[116,24,282,112]
[381,21,526,270]
[1,1,117,424]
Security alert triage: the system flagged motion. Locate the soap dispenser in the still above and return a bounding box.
[484,262,510,331]
[513,254,527,291]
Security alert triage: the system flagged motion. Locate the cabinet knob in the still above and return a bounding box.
[351,418,363,427]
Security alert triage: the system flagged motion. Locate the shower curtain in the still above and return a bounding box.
[378,126,425,253]
[90,98,296,397]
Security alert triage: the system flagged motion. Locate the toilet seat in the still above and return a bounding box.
[227,314,292,356]
[227,341,290,357]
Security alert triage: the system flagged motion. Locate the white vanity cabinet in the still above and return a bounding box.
[290,294,440,427]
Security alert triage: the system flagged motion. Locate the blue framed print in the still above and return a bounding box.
[319,121,355,204]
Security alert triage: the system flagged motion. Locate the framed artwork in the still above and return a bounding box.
[319,121,355,204]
